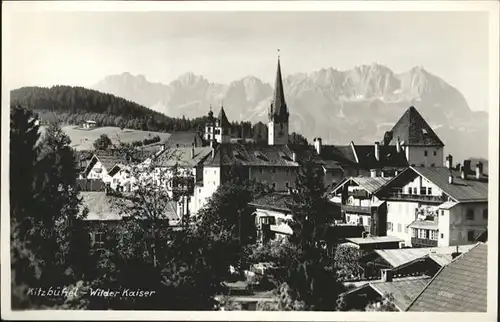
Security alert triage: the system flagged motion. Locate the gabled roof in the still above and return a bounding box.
[406,243,487,312]
[362,244,478,268]
[319,145,358,166]
[154,146,212,168]
[384,106,444,147]
[332,176,394,195]
[378,166,488,202]
[342,276,431,311]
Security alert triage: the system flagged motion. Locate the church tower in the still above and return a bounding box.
[215,104,230,144]
[204,105,216,143]
[268,55,289,145]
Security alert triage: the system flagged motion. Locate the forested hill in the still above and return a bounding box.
[10,86,210,133]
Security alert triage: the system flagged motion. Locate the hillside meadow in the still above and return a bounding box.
[38,125,171,151]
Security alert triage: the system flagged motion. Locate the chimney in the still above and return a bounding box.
[314,137,322,155]
[476,162,483,179]
[211,147,215,159]
[451,245,461,260]
[445,155,453,169]
[380,269,393,282]
[292,152,297,162]
[460,166,466,180]
[396,137,401,153]
[374,141,380,161]
[191,143,195,159]
[455,163,461,171]
[448,173,454,184]
[287,187,293,195]
[370,169,377,178]
[463,160,471,174]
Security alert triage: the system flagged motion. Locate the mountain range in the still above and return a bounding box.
[92,64,489,162]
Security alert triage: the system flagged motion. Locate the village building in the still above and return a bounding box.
[342,236,403,252]
[82,120,97,129]
[340,272,431,311]
[329,176,393,236]
[357,243,477,279]
[382,105,445,167]
[375,161,488,248]
[406,242,487,312]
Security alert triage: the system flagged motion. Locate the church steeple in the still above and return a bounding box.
[268,52,289,146]
[269,54,289,123]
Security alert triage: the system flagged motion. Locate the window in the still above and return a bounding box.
[441,210,445,216]
[433,151,437,156]
[483,209,488,220]
[346,215,350,223]
[430,230,438,240]
[466,209,474,220]
[420,187,427,195]
[397,223,402,232]
[431,163,435,167]
[411,228,417,237]
[424,150,428,157]
[285,182,289,188]
[420,164,425,167]
[427,187,432,195]
[440,233,444,239]
[418,229,426,239]
[94,232,105,246]
[405,226,409,233]
[387,222,393,231]
[367,218,371,226]
[467,230,475,241]
[413,187,418,194]
[408,187,413,194]
[272,183,276,190]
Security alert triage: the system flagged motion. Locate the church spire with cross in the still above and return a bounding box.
[268,50,290,146]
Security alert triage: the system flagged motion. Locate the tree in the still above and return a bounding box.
[290,132,309,145]
[365,293,398,312]
[282,158,342,310]
[334,244,365,281]
[10,108,90,309]
[94,134,112,150]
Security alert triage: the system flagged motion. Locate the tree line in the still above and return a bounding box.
[11,86,310,145]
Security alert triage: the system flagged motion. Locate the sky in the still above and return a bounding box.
[5,9,491,111]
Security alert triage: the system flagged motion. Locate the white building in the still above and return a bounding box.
[375,161,488,247]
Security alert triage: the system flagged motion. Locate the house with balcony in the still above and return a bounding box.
[248,192,341,244]
[329,176,393,237]
[375,158,488,248]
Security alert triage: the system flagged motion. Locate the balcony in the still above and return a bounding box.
[411,237,438,247]
[387,193,447,204]
[341,204,371,214]
[348,190,370,199]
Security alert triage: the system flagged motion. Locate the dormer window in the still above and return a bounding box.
[422,129,428,135]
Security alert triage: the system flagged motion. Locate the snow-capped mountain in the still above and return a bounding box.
[92,64,488,161]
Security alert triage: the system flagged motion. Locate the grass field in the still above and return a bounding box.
[39,125,171,151]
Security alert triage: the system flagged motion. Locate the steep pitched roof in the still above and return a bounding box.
[407,243,487,312]
[268,58,289,123]
[351,176,394,194]
[319,145,358,166]
[385,106,444,147]
[217,106,230,128]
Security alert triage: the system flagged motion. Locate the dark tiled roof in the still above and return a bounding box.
[344,276,431,311]
[352,144,408,169]
[352,176,394,194]
[202,143,305,167]
[249,193,294,212]
[320,145,358,166]
[218,107,230,128]
[384,106,444,147]
[407,243,487,312]
[249,192,340,214]
[165,131,206,148]
[154,146,212,168]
